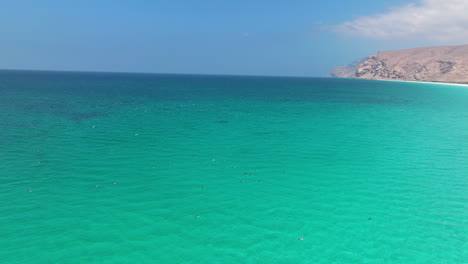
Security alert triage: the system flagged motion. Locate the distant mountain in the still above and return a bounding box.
[329,57,367,78]
[330,44,468,83]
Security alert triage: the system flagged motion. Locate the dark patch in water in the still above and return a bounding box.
[276,98,296,103]
[69,111,108,120]
[214,120,229,124]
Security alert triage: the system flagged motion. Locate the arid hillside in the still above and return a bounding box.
[331,44,468,82]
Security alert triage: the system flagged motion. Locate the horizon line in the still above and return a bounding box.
[0,68,326,79]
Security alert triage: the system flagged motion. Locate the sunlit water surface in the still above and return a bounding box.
[1,71,467,263]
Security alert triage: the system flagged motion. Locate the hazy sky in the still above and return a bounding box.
[1,0,467,76]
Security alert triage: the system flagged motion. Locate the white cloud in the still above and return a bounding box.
[333,0,468,42]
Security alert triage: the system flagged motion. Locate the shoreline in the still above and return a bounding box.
[368,78,468,88]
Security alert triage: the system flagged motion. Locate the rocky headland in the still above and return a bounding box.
[330,44,468,83]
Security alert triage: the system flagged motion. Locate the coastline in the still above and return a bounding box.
[364,78,468,88]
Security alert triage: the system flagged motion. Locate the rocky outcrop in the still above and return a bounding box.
[331,44,468,83]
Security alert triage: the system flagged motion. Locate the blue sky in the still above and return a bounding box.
[1,0,466,76]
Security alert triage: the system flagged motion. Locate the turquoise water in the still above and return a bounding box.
[1,70,467,263]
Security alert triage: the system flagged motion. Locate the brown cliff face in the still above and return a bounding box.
[331,44,468,83]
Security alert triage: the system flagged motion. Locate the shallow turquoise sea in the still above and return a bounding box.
[0,70,467,263]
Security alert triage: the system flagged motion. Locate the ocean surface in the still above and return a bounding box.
[0,70,467,263]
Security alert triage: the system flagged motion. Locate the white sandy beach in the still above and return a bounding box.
[372,79,468,88]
